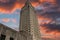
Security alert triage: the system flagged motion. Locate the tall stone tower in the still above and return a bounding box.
[19,0,41,40]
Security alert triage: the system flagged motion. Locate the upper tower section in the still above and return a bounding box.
[20,0,36,32]
[20,0,41,40]
[21,0,34,11]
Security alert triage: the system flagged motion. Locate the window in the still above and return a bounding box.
[10,37,14,40]
[0,34,6,40]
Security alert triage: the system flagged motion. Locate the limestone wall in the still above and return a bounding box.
[0,24,18,40]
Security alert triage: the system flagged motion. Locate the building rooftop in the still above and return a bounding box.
[0,23,18,32]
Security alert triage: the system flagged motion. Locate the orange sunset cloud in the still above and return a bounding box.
[2,18,10,22]
[0,0,57,13]
[38,14,60,39]
[1,18,17,23]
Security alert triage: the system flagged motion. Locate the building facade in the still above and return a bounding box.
[0,0,41,40]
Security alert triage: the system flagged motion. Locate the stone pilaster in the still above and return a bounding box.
[0,27,3,40]
[19,32,27,40]
[14,33,18,40]
[5,30,10,40]
[0,27,2,36]
[5,35,10,40]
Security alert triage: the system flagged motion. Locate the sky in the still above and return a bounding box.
[0,0,60,40]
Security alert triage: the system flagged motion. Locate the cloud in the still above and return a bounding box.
[0,0,58,13]
[0,0,24,13]
[37,15,52,25]
[0,0,40,13]
[0,0,10,3]
[41,23,60,32]
[2,18,10,22]
[1,18,17,23]
[39,0,56,3]
[37,8,60,34]
[37,2,60,33]
[11,19,16,23]
[56,0,60,5]
[40,23,60,39]
[36,1,60,38]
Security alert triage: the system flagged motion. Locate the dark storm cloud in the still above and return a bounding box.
[41,23,60,32]
[36,1,60,19]
[0,0,26,13]
[0,0,16,8]
[0,0,39,7]
[35,2,57,13]
[0,0,40,12]
[41,11,60,19]
[0,0,60,11]
[40,10,60,32]
[40,7,60,32]
[30,0,39,2]
[56,0,60,5]
[35,0,60,33]
[35,0,60,12]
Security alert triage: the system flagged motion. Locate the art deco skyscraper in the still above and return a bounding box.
[19,0,41,40]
